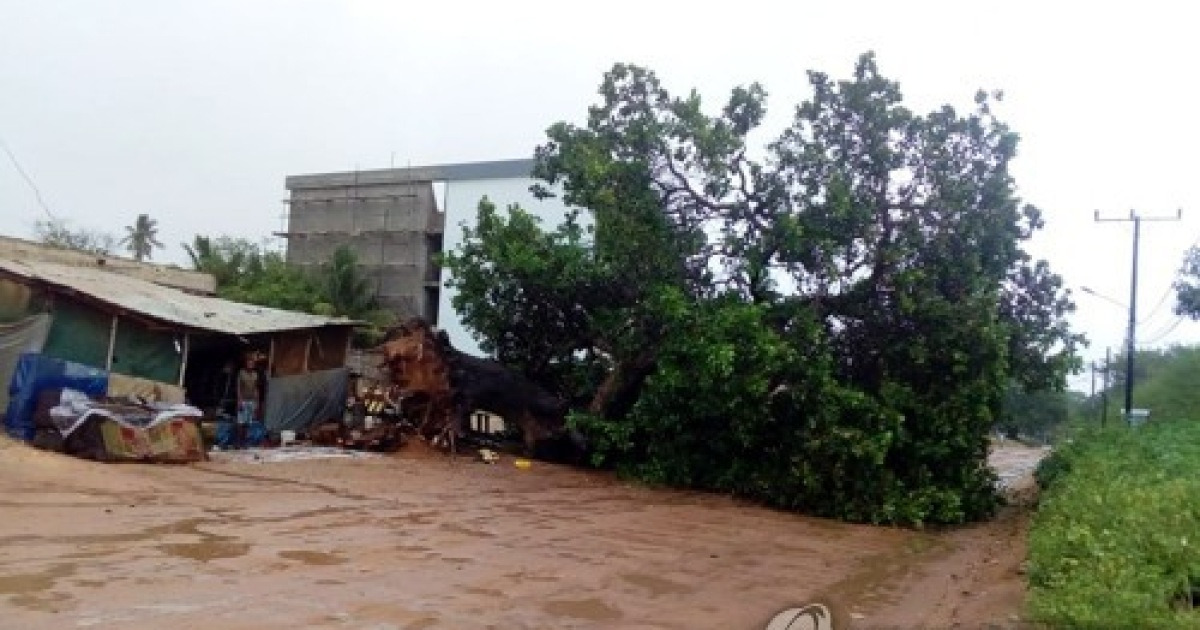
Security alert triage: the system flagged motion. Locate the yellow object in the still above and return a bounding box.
[514,459,532,470]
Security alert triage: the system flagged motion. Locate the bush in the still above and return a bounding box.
[572,297,1000,526]
[1028,420,1200,627]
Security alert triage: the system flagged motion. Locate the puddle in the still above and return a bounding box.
[279,550,347,565]
[620,572,695,596]
[542,598,623,621]
[159,541,251,561]
[0,563,76,595]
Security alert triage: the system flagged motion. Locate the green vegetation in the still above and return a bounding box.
[1128,346,1200,422]
[120,213,164,261]
[1029,420,1200,627]
[443,53,1080,525]
[33,218,116,255]
[1072,346,1200,427]
[183,235,392,346]
[999,384,1082,444]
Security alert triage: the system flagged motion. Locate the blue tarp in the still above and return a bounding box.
[4,352,108,441]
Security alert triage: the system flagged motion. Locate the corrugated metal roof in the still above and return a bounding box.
[0,258,360,335]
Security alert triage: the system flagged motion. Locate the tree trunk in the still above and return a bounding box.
[587,351,657,420]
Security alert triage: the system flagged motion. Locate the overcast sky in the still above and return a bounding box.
[2,0,1197,389]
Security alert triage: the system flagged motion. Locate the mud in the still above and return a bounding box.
[0,437,1045,629]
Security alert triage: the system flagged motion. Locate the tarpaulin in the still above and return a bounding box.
[112,321,181,384]
[42,299,111,369]
[0,313,51,411]
[107,372,186,404]
[48,397,205,462]
[4,353,108,441]
[263,367,348,433]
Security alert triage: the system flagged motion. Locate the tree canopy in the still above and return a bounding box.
[33,219,116,255]
[443,53,1080,525]
[1173,245,1200,319]
[120,213,163,261]
[182,236,390,345]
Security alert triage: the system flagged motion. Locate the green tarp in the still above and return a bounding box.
[43,300,181,384]
[43,300,109,369]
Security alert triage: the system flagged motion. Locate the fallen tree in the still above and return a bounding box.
[442,53,1080,525]
[379,319,570,454]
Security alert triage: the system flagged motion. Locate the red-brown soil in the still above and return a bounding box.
[0,437,1043,629]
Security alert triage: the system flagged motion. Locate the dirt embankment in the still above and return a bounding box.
[0,437,1043,629]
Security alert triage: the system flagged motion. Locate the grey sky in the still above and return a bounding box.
[2,0,1197,389]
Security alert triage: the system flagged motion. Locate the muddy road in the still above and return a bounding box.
[0,438,1043,629]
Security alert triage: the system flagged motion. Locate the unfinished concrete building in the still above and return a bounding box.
[283,159,574,355]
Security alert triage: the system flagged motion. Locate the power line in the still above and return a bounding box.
[0,136,56,221]
[1140,227,1200,326]
[1140,315,1186,346]
[1136,280,1175,326]
[1095,208,1183,421]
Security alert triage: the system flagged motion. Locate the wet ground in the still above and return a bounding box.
[0,437,1046,629]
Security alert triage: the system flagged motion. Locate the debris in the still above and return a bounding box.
[208,446,379,464]
[514,458,532,470]
[478,449,500,464]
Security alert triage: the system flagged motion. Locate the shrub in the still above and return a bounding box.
[1028,420,1200,627]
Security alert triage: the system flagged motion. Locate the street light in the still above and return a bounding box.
[1079,284,1135,424]
[1080,286,1126,310]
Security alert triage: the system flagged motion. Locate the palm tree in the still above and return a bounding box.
[182,235,256,288]
[120,214,164,261]
[321,246,377,318]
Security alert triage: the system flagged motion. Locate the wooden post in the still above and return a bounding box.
[177,333,190,387]
[302,334,312,374]
[105,315,118,371]
[267,336,276,377]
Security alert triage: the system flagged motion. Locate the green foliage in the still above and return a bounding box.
[1126,346,1200,422]
[1173,246,1200,319]
[182,236,260,287]
[1028,420,1200,626]
[319,245,378,319]
[184,237,388,346]
[120,213,163,261]
[444,53,1078,524]
[441,197,622,398]
[219,250,323,313]
[1000,384,1071,443]
[33,218,116,255]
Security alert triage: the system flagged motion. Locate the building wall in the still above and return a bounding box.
[284,160,576,357]
[439,177,574,356]
[285,180,441,321]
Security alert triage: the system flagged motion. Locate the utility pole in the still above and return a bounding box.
[1095,210,1182,423]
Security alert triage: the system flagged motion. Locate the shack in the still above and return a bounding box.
[0,252,360,443]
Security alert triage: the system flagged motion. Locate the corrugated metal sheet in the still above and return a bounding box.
[0,258,359,335]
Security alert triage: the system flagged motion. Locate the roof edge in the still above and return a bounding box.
[286,158,536,190]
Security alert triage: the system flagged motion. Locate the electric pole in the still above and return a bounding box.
[1095,210,1182,423]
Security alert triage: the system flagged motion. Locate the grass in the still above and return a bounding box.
[1028,418,1200,628]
